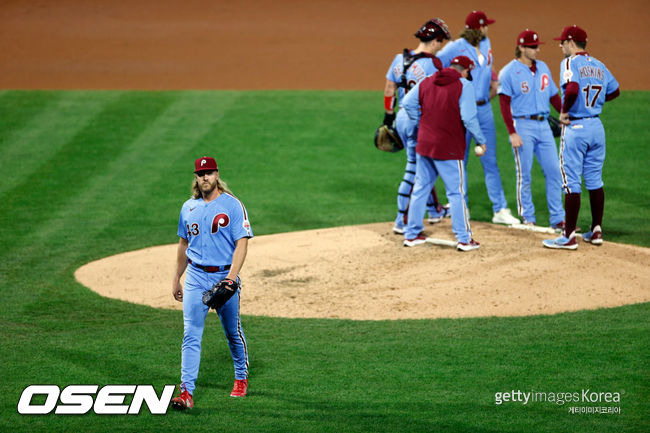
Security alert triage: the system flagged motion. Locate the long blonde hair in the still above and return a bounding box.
[460,28,484,47]
[191,176,232,199]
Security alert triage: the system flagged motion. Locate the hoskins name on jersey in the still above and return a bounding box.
[578,65,604,80]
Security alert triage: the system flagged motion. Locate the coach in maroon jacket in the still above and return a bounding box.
[401,56,487,251]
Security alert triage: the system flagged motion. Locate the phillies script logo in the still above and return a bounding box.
[211,213,230,233]
[17,384,175,415]
[541,74,550,91]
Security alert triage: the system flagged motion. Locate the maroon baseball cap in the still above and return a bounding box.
[553,25,588,43]
[451,55,475,80]
[194,156,218,173]
[465,11,495,30]
[517,29,544,47]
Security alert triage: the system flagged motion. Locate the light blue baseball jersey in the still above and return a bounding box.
[560,54,618,117]
[386,52,440,106]
[437,37,493,102]
[177,192,253,266]
[498,59,558,116]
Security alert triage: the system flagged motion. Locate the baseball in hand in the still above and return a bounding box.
[474,145,486,157]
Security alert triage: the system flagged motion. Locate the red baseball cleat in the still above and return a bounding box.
[582,225,603,245]
[404,234,426,247]
[457,239,480,252]
[230,379,248,397]
[171,386,194,411]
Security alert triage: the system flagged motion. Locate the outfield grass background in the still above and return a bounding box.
[0,90,648,432]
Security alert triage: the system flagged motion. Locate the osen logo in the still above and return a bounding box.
[17,384,175,415]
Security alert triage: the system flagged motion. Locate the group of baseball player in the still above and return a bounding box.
[383,11,619,251]
[166,12,619,411]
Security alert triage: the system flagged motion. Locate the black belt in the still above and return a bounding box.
[188,259,231,273]
[569,115,599,121]
[515,115,547,121]
[476,99,488,106]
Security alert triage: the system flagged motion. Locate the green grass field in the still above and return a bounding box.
[0,90,648,432]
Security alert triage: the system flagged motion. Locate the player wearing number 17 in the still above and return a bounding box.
[543,26,619,250]
[171,156,253,409]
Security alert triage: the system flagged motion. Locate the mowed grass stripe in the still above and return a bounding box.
[0,91,62,151]
[0,91,123,196]
[0,92,177,268]
[70,91,242,262]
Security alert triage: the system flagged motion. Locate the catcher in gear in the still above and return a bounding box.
[202,278,241,310]
[383,18,452,234]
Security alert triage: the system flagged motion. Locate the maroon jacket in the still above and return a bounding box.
[416,68,466,160]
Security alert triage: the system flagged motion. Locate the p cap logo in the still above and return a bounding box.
[201,159,207,166]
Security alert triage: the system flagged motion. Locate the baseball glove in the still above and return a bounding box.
[548,115,562,138]
[374,124,404,153]
[202,278,240,310]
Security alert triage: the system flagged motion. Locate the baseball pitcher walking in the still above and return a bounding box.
[437,11,520,225]
[171,156,253,410]
[384,18,452,234]
[543,26,619,249]
[497,29,566,228]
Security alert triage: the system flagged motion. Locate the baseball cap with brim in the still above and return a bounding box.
[553,25,588,43]
[518,29,544,46]
[465,11,495,30]
[451,55,475,81]
[194,156,218,173]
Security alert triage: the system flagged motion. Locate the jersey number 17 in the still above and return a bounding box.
[582,84,602,107]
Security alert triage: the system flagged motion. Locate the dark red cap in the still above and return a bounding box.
[451,55,475,81]
[517,29,544,46]
[451,55,475,71]
[465,11,495,30]
[194,156,218,173]
[553,25,588,43]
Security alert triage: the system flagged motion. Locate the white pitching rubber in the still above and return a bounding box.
[425,237,457,247]
[508,223,557,234]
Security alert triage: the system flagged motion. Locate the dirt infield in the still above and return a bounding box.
[75,222,650,320]
[1,0,648,90]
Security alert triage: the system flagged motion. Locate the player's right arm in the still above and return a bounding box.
[496,65,522,148]
[383,55,401,124]
[459,79,487,147]
[384,79,398,122]
[172,237,188,302]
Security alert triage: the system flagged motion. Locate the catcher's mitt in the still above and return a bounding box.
[202,278,240,310]
[548,115,562,138]
[374,124,404,153]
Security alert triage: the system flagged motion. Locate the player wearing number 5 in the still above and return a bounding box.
[497,29,565,229]
[171,156,253,410]
[543,26,619,249]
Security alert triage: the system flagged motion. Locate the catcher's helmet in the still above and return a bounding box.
[414,18,451,42]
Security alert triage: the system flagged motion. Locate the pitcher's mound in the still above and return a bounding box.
[75,221,650,320]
